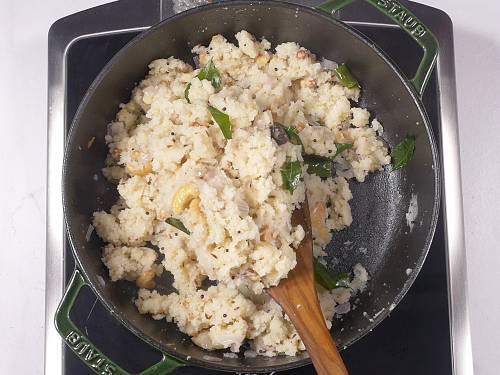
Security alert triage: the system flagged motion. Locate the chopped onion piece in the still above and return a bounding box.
[85,224,94,242]
[236,199,249,217]
[320,58,338,70]
[334,302,351,315]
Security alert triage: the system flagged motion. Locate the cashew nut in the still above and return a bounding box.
[126,161,152,176]
[189,198,206,226]
[171,183,199,215]
[311,201,329,242]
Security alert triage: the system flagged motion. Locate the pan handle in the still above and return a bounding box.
[55,269,184,375]
[317,0,439,96]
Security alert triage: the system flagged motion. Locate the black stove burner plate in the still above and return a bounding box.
[63,24,452,374]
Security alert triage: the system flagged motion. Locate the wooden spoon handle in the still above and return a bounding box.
[272,275,348,375]
[288,296,348,375]
[267,198,348,374]
[268,250,348,374]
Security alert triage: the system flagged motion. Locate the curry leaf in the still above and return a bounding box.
[392,135,416,170]
[284,126,303,147]
[303,143,353,177]
[333,143,353,159]
[208,106,232,139]
[186,60,222,102]
[281,159,302,194]
[166,218,190,235]
[184,82,192,103]
[303,154,332,178]
[197,59,222,91]
[313,258,351,290]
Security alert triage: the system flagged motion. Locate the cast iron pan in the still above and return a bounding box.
[56,0,440,373]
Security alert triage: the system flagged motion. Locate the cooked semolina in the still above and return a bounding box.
[93,30,389,357]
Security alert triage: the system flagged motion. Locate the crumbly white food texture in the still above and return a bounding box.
[93,30,389,357]
[102,245,160,282]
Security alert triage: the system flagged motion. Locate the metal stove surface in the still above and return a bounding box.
[46,1,473,374]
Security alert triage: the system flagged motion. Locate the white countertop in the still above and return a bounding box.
[0,0,498,374]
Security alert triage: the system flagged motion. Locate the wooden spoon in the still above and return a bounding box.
[267,198,349,375]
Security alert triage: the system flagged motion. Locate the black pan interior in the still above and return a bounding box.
[62,1,439,373]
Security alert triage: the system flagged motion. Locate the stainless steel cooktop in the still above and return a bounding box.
[45,1,473,374]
